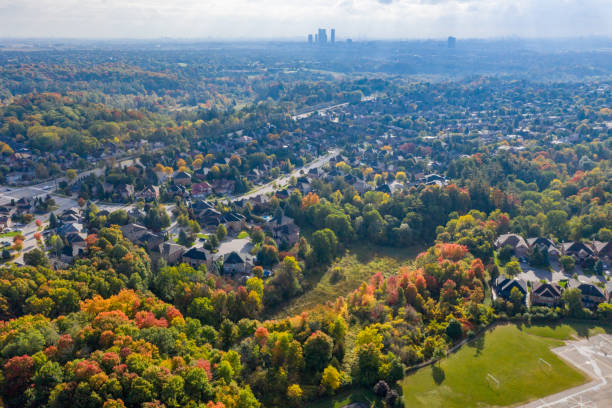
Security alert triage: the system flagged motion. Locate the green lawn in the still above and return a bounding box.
[518,320,612,340]
[0,230,22,238]
[400,324,587,408]
[271,243,423,318]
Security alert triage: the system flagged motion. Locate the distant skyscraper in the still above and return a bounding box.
[318,28,327,44]
[331,29,335,44]
[315,33,318,43]
[448,36,456,48]
[308,34,313,44]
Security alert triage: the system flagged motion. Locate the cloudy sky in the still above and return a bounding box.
[0,0,611,39]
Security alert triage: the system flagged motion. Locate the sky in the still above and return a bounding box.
[0,0,612,40]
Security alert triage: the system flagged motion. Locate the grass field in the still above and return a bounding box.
[518,320,612,340]
[270,243,422,318]
[400,324,588,408]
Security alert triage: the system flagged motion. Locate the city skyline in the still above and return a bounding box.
[0,0,611,39]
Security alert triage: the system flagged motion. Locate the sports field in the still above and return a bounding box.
[400,324,588,408]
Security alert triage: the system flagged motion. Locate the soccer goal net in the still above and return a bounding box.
[538,358,552,372]
[486,373,500,390]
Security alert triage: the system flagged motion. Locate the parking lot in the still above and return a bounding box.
[521,334,612,408]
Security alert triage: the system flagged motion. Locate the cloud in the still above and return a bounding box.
[0,0,610,39]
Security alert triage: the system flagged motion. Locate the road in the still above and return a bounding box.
[291,103,349,120]
[230,148,340,202]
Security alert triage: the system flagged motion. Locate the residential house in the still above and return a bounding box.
[191,181,213,198]
[567,280,608,309]
[117,184,135,201]
[135,232,164,251]
[592,241,612,261]
[527,237,560,259]
[120,223,149,242]
[494,234,529,258]
[222,212,246,233]
[57,222,84,238]
[223,251,252,275]
[531,282,562,307]
[182,246,211,269]
[156,242,185,265]
[173,171,192,186]
[495,276,528,301]
[264,212,299,246]
[212,179,235,195]
[562,242,595,260]
[197,208,223,229]
[138,186,160,202]
[66,232,88,258]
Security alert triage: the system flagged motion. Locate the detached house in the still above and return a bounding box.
[120,223,149,242]
[526,237,560,259]
[182,246,211,269]
[531,282,562,307]
[173,171,192,186]
[192,181,213,198]
[138,186,160,202]
[494,234,529,258]
[592,241,612,261]
[223,251,252,275]
[567,280,608,309]
[156,242,185,265]
[562,242,594,261]
[264,212,299,246]
[495,276,528,301]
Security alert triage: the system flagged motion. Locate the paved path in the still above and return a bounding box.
[520,334,612,408]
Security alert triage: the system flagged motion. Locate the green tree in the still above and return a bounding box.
[310,228,338,265]
[561,288,584,317]
[24,248,49,267]
[560,255,575,273]
[303,331,333,373]
[216,224,227,241]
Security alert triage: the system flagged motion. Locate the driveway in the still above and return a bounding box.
[517,260,607,285]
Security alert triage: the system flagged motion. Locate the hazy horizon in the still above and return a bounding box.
[1,0,611,40]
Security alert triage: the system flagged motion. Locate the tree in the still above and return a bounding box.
[178,229,191,247]
[286,384,303,407]
[49,235,64,257]
[250,227,265,245]
[49,212,58,229]
[560,255,575,273]
[505,260,522,276]
[497,245,514,264]
[66,169,77,183]
[216,224,227,241]
[354,342,382,386]
[509,287,525,315]
[257,245,279,268]
[310,229,338,265]
[445,318,462,341]
[320,365,341,395]
[303,331,333,373]
[562,288,584,317]
[24,248,49,267]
